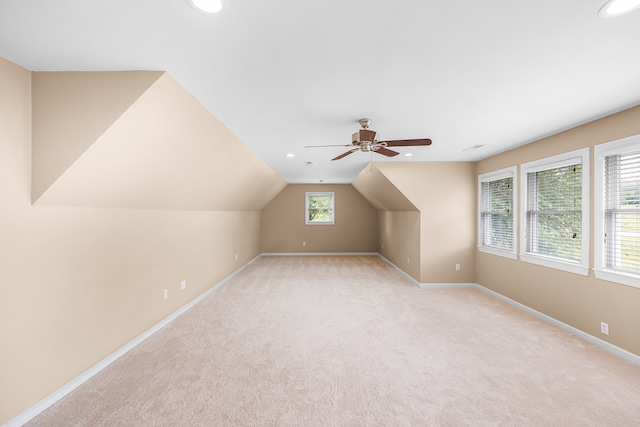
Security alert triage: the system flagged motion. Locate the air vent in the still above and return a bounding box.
[463,144,486,152]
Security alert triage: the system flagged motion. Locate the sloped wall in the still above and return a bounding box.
[0,58,282,425]
[353,162,476,283]
[351,165,421,280]
[31,71,164,202]
[32,71,286,210]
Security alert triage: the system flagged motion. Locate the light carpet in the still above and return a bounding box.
[26,256,640,426]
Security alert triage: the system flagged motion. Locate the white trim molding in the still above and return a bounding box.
[261,252,378,257]
[475,284,640,366]
[378,254,638,365]
[478,166,518,259]
[593,133,640,289]
[305,191,335,225]
[8,253,639,426]
[520,148,590,276]
[5,255,260,427]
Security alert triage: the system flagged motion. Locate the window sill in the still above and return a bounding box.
[478,246,517,260]
[594,269,640,289]
[520,253,589,276]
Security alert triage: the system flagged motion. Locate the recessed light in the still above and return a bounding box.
[404,153,414,157]
[188,0,225,14]
[599,0,640,17]
[285,153,295,158]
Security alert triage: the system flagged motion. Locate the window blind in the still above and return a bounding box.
[480,177,514,250]
[526,162,582,262]
[603,149,640,275]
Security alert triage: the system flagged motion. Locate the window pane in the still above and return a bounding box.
[480,177,514,250]
[526,163,582,261]
[306,193,334,224]
[528,212,582,261]
[604,150,640,274]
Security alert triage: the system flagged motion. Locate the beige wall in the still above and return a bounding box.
[31,71,163,202]
[356,162,476,283]
[378,211,421,280]
[31,71,286,210]
[0,58,270,425]
[3,50,639,424]
[351,166,421,280]
[261,184,379,253]
[476,105,640,356]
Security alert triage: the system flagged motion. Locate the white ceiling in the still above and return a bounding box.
[1,0,639,184]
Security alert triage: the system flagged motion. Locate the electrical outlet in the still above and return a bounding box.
[163,289,168,299]
[180,280,186,290]
[456,264,461,271]
[303,241,306,246]
[235,253,238,261]
[601,322,609,335]
[381,243,384,249]
[407,257,410,264]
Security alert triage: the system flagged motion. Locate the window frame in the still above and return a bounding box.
[477,166,518,259]
[519,148,590,276]
[305,192,335,225]
[594,134,640,288]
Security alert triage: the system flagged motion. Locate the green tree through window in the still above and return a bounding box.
[478,167,517,259]
[521,148,589,275]
[306,192,334,224]
[527,164,583,261]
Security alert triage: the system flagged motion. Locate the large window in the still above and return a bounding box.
[594,135,640,288]
[305,192,334,225]
[478,166,517,259]
[520,148,589,275]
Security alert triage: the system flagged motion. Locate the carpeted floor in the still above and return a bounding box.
[26,256,640,426]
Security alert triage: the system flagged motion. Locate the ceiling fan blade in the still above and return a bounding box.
[305,144,354,148]
[381,138,432,147]
[332,148,359,161]
[374,147,400,157]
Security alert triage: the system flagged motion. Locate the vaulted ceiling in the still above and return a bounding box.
[1,0,639,184]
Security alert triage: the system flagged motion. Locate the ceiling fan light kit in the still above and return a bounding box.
[306,118,432,161]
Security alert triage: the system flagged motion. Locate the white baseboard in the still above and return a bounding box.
[377,254,420,285]
[378,254,474,289]
[7,253,638,426]
[377,254,639,365]
[475,284,640,366]
[261,252,378,256]
[417,283,476,289]
[4,255,260,427]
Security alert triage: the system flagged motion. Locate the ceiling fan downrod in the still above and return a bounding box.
[359,118,372,129]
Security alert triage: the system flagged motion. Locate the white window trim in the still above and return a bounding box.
[305,192,335,225]
[594,134,640,289]
[520,148,590,276]
[477,166,518,260]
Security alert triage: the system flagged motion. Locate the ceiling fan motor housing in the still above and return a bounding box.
[352,129,377,144]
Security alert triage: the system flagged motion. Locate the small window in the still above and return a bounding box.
[305,192,334,225]
[520,148,590,275]
[478,166,517,259]
[594,134,640,288]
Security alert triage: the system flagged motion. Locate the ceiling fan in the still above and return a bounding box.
[305,118,432,161]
